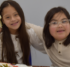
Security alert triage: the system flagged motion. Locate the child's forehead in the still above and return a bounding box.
[51,12,67,20]
[2,5,18,16]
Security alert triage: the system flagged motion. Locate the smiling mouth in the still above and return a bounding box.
[57,30,65,32]
[11,22,18,25]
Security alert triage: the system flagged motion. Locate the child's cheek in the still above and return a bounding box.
[49,26,56,36]
[65,24,70,33]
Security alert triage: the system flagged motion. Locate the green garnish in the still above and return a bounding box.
[0,64,9,67]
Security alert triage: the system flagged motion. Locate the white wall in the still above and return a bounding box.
[15,0,70,27]
[0,0,70,66]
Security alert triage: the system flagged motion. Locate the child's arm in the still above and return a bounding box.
[27,28,46,54]
[25,22,43,41]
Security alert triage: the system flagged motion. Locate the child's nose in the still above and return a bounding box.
[11,16,16,22]
[57,22,63,27]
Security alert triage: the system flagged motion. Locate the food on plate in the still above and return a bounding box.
[0,63,32,67]
[0,63,16,67]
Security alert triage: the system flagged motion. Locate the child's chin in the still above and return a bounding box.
[57,37,65,41]
[12,27,19,30]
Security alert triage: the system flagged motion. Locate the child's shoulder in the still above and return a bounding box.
[27,28,35,35]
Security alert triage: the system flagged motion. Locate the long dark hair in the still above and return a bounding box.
[0,0,30,65]
[43,7,70,49]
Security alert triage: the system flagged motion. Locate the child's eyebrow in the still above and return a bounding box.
[51,19,57,21]
[51,18,68,21]
[61,18,68,20]
[13,12,18,14]
[3,14,10,17]
[3,12,18,17]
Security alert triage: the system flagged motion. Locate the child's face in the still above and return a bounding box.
[2,5,21,34]
[49,12,70,41]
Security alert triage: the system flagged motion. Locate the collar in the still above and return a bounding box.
[55,39,66,44]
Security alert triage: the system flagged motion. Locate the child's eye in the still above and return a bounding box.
[52,22,57,25]
[62,20,67,23]
[14,14,18,16]
[6,17,10,19]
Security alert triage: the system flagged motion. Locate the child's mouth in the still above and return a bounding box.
[57,30,65,32]
[11,22,18,26]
